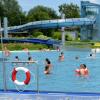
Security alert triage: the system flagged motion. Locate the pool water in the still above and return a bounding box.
[0,50,100,93]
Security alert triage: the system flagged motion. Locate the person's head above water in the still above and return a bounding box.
[83,64,87,68]
[61,52,64,55]
[45,58,51,64]
[75,56,79,60]
[80,64,87,69]
[15,56,19,61]
[15,56,18,59]
[28,57,32,61]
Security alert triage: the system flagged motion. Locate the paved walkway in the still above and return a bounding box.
[0,92,100,100]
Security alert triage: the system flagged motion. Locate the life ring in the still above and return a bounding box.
[12,67,31,85]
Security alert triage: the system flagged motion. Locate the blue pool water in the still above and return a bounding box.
[0,50,100,93]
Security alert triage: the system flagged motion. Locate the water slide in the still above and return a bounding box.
[1,17,95,45]
[1,18,95,33]
[2,38,61,46]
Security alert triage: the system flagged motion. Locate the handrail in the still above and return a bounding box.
[4,61,38,63]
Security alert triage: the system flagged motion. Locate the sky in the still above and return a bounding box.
[17,0,100,14]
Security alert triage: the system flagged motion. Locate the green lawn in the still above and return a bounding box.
[0,43,51,50]
[0,41,100,51]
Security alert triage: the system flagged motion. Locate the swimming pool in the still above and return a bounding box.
[0,50,100,93]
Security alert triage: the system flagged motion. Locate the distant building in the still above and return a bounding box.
[80,1,100,41]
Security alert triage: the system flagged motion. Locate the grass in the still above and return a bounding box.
[0,40,100,51]
[0,43,52,50]
[65,41,100,48]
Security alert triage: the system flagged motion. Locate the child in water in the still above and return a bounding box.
[89,53,96,59]
[44,58,52,74]
[4,46,11,57]
[56,46,60,51]
[28,56,36,64]
[75,64,89,77]
[15,56,19,61]
[59,52,64,61]
[23,48,30,56]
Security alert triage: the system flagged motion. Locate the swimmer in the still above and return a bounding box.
[56,46,60,51]
[89,53,96,59]
[4,46,10,57]
[44,58,52,74]
[59,52,64,61]
[90,54,92,57]
[14,56,20,66]
[23,48,30,55]
[75,64,89,77]
[28,56,36,64]
[15,56,19,61]
[75,56,79,60]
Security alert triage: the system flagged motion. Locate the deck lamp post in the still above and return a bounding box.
[60,7,65,48]
[3,17,8,38]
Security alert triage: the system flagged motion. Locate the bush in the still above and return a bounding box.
[32,31,43,37]
[0,43,50,50]
[52,32,61,40]
[65,33,74,41]
[37,35,50,40]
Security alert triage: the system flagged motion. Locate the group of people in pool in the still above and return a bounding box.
[44,52,65,74]
[15,56,36,63]
[4,47,30,57]
[4,46,38,64]
[44,51,89,77]
[4,46,89,76]
[15,55,52,75]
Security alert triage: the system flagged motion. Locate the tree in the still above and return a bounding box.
[27,6,58,37]
[0,1,5,19]
[1,0,27,26]
[27,5,58,22]
[65,33,74,41]
[59,3,80,18]
[32,31,43,37]
[52,31,61,40]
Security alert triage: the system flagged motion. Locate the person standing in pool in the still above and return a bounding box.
[75,64,89,77]
[89,53,96,59]
[15,56,19,61]
[28,56,32,61]
[4,46,11,57]
[59,52,64,61]
[23,48,30,56]
[44,58,52,74]
[28,56,36,64]
[56,46,60,51]
[14,56,20,66]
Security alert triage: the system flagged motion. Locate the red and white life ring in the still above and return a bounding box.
[12,67,31,85]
